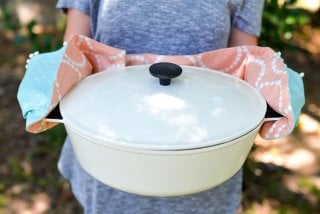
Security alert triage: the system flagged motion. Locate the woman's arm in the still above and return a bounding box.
[63,9,91,41]
[228,27,258,47]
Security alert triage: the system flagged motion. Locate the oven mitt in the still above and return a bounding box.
[17,34,305,139]
[17,46,67,132]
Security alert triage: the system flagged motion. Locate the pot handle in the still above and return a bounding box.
[264,104,283,122]
[149,62,182,86]
[44,104,64,123]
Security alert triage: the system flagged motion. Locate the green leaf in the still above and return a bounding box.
[26,20,37,33]
[285,15,297,25]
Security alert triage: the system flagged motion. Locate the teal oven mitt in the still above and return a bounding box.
[287,67,305,127]
[17,45,66,132]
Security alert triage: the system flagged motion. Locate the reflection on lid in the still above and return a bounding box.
[210,107,224,118]
[144,93,186,112]
[98,126,118,139]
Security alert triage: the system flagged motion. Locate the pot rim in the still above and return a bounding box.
[63,114,265,152]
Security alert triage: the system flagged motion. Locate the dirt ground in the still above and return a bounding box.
[0,3,320,213]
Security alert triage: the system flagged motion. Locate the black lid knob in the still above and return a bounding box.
[149,62,183,86]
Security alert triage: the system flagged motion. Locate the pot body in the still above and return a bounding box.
[59,64,267,196]
[66,123,260,197]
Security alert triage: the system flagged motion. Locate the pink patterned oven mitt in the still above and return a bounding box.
[17,34,304,139]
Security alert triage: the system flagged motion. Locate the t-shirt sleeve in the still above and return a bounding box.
[232,0,264,36]
[56,0,90,15]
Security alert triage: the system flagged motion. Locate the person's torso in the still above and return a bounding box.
[89,0,243,54]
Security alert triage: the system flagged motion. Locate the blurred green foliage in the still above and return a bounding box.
[298,176,320,200]
[260,0,310,50]
[0,5,65,52]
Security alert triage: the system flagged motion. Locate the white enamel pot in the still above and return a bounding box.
[46,63,279,197]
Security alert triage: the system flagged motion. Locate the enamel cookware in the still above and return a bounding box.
[46,63,271,196]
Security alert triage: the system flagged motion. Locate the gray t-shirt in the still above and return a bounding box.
[56,1,264,213]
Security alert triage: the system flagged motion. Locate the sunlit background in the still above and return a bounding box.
[0,0,319,213]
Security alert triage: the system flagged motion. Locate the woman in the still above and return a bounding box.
[56,1,264,213]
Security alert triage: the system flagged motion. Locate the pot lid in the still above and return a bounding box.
[60,64,266,150]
